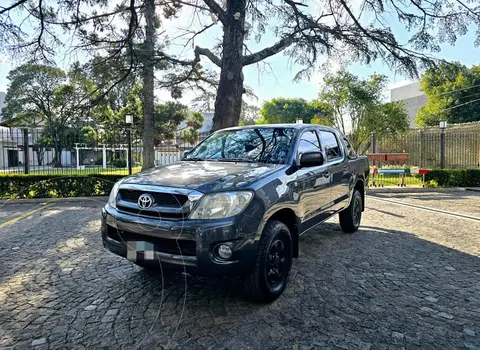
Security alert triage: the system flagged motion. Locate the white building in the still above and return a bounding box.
[178,111,214,133]
[0,92,59,170]
[198,112,213,133]
[390,82,428,128]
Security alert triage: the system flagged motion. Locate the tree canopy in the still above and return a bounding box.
[1,64,93,166]
[258,98,333,125]
[417,62,480,126]
[2,0,480,132]
[318,71,409,152]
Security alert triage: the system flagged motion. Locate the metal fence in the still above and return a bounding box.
[3,126,479,177]
[371,130,480,169]
[0,127,210,175]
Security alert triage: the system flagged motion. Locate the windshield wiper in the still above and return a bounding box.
[220,158,255,163]
[184,157,206,161]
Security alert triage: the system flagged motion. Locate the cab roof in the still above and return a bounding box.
[220,123,339,133]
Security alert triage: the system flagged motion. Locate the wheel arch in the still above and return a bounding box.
[265,208,300,258]
[353,177,365,212]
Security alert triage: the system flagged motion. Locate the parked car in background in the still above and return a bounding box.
[101,124,369,301]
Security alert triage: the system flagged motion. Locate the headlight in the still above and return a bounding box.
[189,191,253,219]
[107,180,122,208]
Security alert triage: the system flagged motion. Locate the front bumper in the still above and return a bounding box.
[101,205,262,276]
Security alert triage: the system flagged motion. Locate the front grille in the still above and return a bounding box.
[119,189,188,207]
[116,205,186,220]
[107,225,196,256]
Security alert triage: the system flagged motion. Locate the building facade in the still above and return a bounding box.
[390,82,427,128]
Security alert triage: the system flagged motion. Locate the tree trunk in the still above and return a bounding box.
[211,0,246,131]
[53,145,62,167]
[142,0,156,170]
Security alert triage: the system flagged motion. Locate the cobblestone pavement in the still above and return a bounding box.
[0,193,479,350]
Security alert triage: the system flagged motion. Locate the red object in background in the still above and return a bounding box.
[367,153,409,163]
[373,167,378,174]
[419,169,428,175]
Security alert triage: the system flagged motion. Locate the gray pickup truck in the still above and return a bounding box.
[101,124,369,301]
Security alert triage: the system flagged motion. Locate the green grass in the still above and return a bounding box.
[369,174,424,187]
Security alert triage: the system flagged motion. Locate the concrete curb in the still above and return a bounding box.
[466,187,480,192]
[367,187,469,194]
[0,196,108,204]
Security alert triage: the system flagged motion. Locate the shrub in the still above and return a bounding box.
[0,174,125,199]
[112,158,127,168]
[424,169,480,187]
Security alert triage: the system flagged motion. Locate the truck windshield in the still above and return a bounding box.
[183,128,296,164]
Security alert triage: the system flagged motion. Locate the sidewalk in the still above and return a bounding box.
[368,186,480,194]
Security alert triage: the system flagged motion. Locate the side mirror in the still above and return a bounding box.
[183,150,190,157]
[300,151,324,167]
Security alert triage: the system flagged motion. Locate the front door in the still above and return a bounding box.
[318,130,350,211]
[295,129,333,232]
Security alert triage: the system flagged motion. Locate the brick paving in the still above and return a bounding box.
[0,193,479,349]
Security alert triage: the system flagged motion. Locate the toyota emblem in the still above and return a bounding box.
[137,193,154,209]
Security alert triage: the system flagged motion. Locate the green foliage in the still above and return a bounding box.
[181,129,200,145]
[2,64,67,126]
[424,169,480,187]
[417,62,480,126]
[155,103,204,143]
[155,102,190,141]
[258,98,333,125]
[185,111,204,130]
[81,126,98,146]
[240,102,260,125]
[0,174,124,199]
[2,63,95,166]
[111,158,127,168]
[318,71,409,152]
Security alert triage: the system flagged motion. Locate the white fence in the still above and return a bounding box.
[154,150,183,166]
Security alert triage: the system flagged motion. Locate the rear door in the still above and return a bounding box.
[295,129,333,231]
[318,130,350,211]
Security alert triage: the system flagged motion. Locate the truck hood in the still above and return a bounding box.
[121,161,286,192]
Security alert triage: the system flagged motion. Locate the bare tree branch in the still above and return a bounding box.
[194,45,221,66]
[243,35,295,65]
[202,0,227,24]
[0,0,28,15]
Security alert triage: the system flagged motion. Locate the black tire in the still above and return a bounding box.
[339,189,363,233]
[244,220,293,302]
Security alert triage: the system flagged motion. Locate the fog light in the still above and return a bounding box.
[217,244,232,259]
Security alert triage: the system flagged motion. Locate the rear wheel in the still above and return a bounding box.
[244,220,293,302]
[339,190,363,233]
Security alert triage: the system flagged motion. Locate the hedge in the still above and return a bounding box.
[424,169,480,187]
[0,174,125,199]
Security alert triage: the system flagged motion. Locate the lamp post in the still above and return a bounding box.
[126,114,133,175]
[439,120,447,169]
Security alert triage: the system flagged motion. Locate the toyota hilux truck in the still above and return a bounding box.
[101,124,369,302]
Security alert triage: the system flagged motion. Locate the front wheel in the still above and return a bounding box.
[339,189,363,233]
[244,220,293,302]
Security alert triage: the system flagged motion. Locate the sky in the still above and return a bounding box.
[1,1,480,108]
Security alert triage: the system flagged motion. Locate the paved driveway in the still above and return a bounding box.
[0,192,479,350]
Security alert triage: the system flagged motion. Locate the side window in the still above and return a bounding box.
[319,131,342,161]
[343,137,357,159]
[297,130,321,155]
